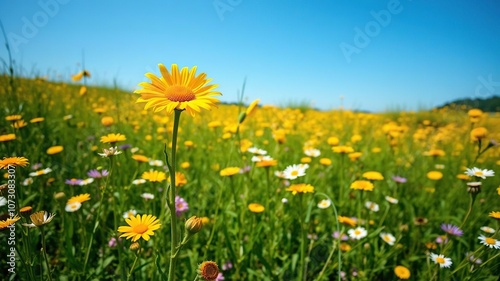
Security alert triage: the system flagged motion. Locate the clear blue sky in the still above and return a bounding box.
[1,0,500,112]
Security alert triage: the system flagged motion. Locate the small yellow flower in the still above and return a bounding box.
[350,180,374,191]
[46,146,64,155]
[132,154,149,163]
[30,117,45,123]
[362,171,384,181]
[427,171,443,180]
[394,265,411,279]
[286,183,314,195]
[118,214,161,242]
[220,167,240,177]
[67,193,91,204]
[0,134,16,142]
[338,216,357,227]
[470,127,488,142]
[101,116,114,127]
[332,145,354,154]
[248,203,265,213]
[0,157,29,169]
[489,211,500,220]
[100,133,126,144]
[185,216,204,234]
[319,158,332,166]
[141,170,167,182]
[5,115,22,121]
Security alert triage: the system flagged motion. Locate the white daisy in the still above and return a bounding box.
[317,199,331,209]
[365,201,379,212]
[430,253,452,268]
[385,196,399,204]
[79,178,95,186]
[22,178,33,186]
[348,227,367,240]
[304,148,321,157]
[29,168,52,177]
[65,202,82,212]
[252,155,273,163]
[0,196,7,207]
[380,232,396,245]
[141,193,155,200]
[123,209,138,219]
[98,147,122,157]
[248,147,267,155]
[480,226,496,234]
[283,164,307,180]
[132,179,146,185]
[478,235,500,249]
[464,167,495,179]
[149,159,164,167]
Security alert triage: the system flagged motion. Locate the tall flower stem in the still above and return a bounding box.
[40,227,53,281]
[459,193,477,229]
[297,195,308,281]
[166,109,182,281]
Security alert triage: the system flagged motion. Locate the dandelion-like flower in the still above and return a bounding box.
[22,211,55,228]
[248,203,265,213]
[117,214,161,242]
[350,180,374,191]
[141,170,167,182]
[394,265,410,279]
[362,171,384,181]
[430,253,452,268]
[478,235,500,249]
[286,183,314,195]
[46,146,64,155]
[135,63,221,116]
[100,133,126,144]
[219,167,241,176]
[0,157,29,169]
[0,215,21,229]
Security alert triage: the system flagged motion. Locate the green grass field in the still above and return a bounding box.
[1,72,500,280]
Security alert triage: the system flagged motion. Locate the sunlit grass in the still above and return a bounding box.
[1,75,500,280]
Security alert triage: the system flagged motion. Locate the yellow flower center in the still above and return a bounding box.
[485,237,496,245]
[436,257,445,264]
[475,171,483,176]
[165,85,195,102]
[133,223,148,234]
[354,230,361,235]
[291,170,299,176]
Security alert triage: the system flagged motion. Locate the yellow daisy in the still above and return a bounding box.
[0,157,29,169]
[135,63,221,117]
[46,146,64,155]
[220,167,241,177]
[286,183,315,195]
[141,170,167,182]
[100,133,126,144]
[248,203,265,213]
[118,214,161,242]
[67,193,91,204]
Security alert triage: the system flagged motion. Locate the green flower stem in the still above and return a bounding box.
[127,251,140,281]
[83,155,115,276]
[298,195,307,281]
[40,227,53,281]
[167,109,182,281]
[459,193,477,229]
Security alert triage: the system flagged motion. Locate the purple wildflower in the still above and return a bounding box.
[119,143,133,150]
[391,175,407,183]
[441,223,463,237]
[215,273,225,281]
[222,261,233,271]
[31,163,43,170]
[436,235,449,244]
[65,178,83,185]
[175,195,189,217]
[108,237,117,247]
[87,169,109,178]
[332,231,349,241]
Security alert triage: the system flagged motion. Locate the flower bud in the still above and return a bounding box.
[185,216,203,234]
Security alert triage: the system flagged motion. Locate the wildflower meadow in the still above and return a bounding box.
[1,64,500,281]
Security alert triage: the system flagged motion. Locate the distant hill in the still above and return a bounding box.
[437,96,500,112]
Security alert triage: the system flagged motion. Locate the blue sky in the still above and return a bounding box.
[1,0,500,112]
